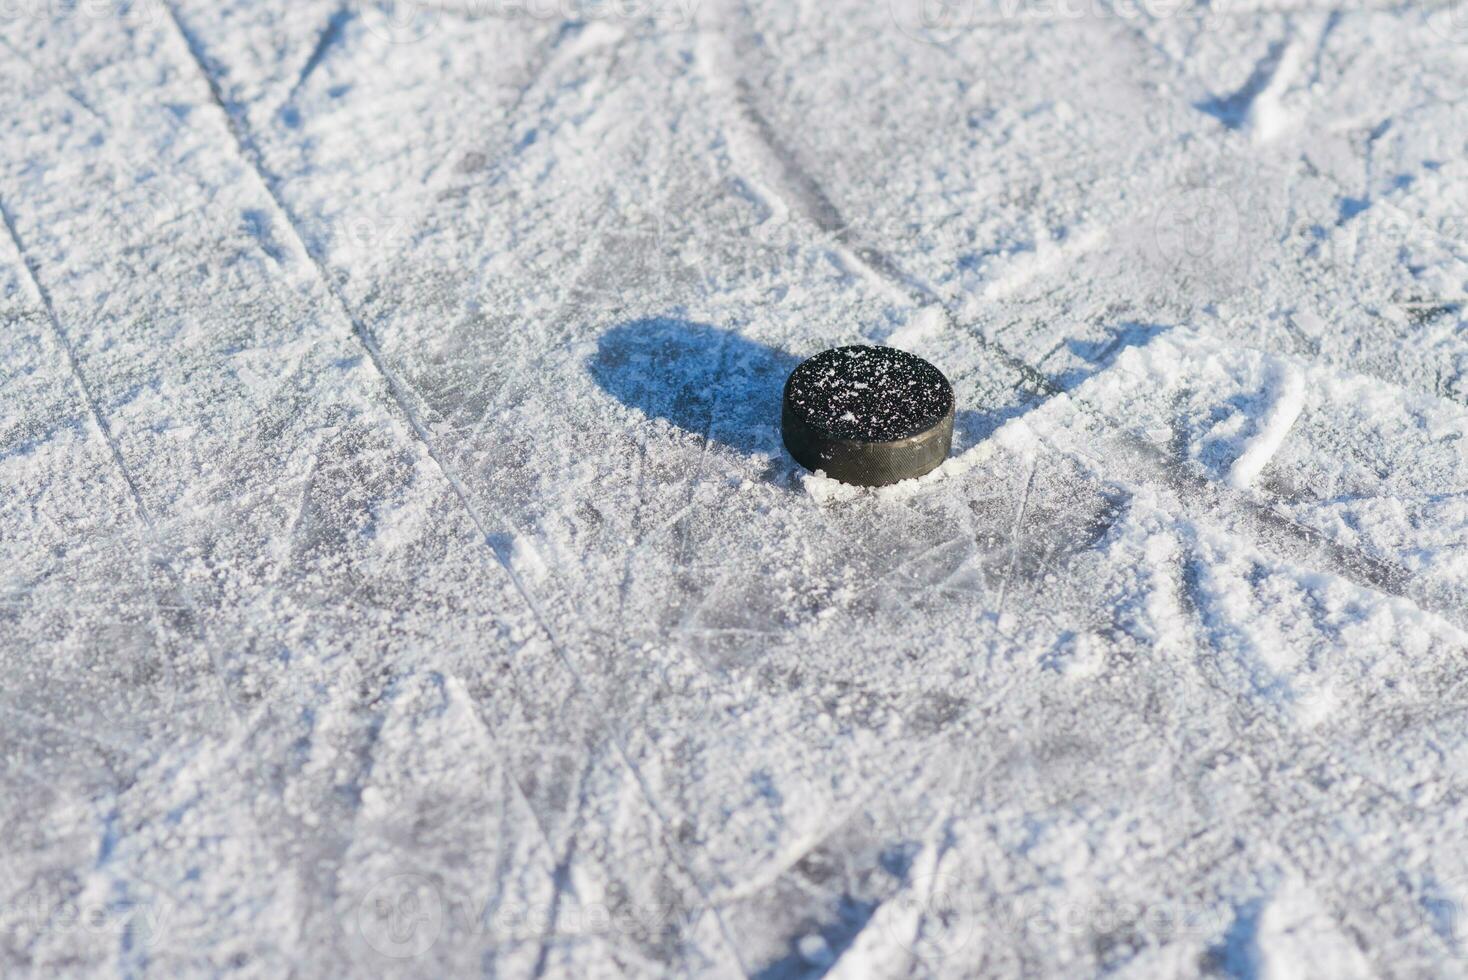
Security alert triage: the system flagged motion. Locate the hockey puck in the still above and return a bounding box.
[782,346,955,487]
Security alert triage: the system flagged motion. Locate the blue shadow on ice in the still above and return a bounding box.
[590,318,800,458]
[590,317,1023,473]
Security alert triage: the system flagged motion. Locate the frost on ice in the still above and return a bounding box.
[1,0,1467,976]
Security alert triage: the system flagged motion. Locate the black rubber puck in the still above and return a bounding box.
[782,346,955,487]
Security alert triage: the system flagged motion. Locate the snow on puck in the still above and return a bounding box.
[782,345,955,487]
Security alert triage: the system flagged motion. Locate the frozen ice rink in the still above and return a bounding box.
[2,0,1467,975]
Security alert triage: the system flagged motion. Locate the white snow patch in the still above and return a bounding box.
[1246,40,1305,144]
[802,469,861,504]
[1251,878,1374,979]
[1227,360,1306,490]
[981,226,1107,300]
[885,305,948,349]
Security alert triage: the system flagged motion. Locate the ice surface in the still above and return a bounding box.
[1,0,1467,976]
